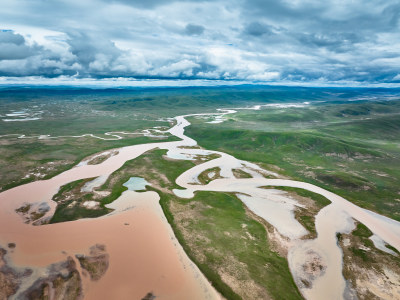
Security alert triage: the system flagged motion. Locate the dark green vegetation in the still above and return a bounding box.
[122,150,301,299]
[52,147,302,299]
[344,222,400,262]
[186,96,400,221]
[140,151,302,299]
[232,168,252,178]
[1,85,333,138]
[162,191,303,299]
[0,135,178,192]
[386,244,400,255]
[339,222,400,299]
[98,148,196,197]
[349,223,374,262]
[49,148,196,223]
[4,85,304,191]
[2,86,400,219]
[50,179,112,223]
[270,187,331,210]
[197,167,221,184]
[2,85,400,298]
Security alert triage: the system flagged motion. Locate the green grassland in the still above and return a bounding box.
[49,148,302,299]
[197,167,222,184]
[132,150,303,299]
[3,86,400,299]
[161,191,302,299]
[186,98,400,221]
[2,86,400,200]
[2,86,283,191]
[50,148,195,223]
[0,134,178,192]
[50,178,112,223]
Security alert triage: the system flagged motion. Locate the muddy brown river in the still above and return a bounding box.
[1,106,399,299]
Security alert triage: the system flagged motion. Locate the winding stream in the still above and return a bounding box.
[0,106,399,299]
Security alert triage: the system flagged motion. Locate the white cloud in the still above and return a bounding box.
[0,0,399,84]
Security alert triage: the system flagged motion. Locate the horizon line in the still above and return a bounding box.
[1,77,400,89]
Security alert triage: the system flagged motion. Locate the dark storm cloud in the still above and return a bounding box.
[0,30,25,45]
[0,30,40,60]
[66,31,122,68]
[243,22,274,37]
[295,32,365,53]
[1,0,400,85]
[185,24,205,36]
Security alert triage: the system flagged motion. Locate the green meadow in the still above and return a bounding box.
[2,86,400,218]
[50,148,302,299]
[186,98,400,221]
[2,86,400,299]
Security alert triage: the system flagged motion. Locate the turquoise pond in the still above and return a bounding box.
[123,177,150,191]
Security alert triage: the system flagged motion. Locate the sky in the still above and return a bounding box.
[1,0,400,86]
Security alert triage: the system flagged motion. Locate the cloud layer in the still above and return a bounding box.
[1,0,400,85]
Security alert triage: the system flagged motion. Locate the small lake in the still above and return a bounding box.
[123,177,150,191]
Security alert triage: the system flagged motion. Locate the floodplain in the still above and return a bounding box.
[0,86,399,300]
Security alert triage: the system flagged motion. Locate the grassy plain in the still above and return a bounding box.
[2,86,400,299]
[186,98,400,221]
[134,150,302,299]
[49,148,302,299]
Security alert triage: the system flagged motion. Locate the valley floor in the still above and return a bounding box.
[1,103,399,300]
